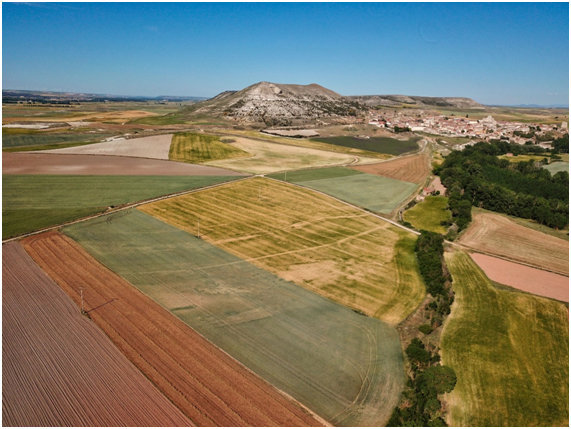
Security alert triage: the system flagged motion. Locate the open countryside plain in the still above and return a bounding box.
[140,177,425,324]
[2,174,240,239]
[2,242,191,427]
[441,252,568,427]
[269,167,419,214]
[459,209,569,275]
[63,210,405,426]
[22,230,322,427]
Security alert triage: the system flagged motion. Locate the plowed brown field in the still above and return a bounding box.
[459,210,569,275]
[3,152,246,176]
[350,153,430,184]
[22,231,323,427]
[2,241,192,427]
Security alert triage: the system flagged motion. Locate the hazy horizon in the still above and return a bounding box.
[3,2,569,105]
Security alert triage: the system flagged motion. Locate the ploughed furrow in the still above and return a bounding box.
[2,241,192,427]
[21,231,323,427]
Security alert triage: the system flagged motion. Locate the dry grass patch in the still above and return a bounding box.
[140,177,425,324]
[169,132,249,163]
[459,209,568,275]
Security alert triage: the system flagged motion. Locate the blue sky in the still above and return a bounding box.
[2,2,569,105]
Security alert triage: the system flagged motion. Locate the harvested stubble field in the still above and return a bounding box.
[205,136,369,174]
[403,196,451,234]
[140,177,425,324]
[169,132,249,163]
[272,167,419,214]
[22,231,321,427]
[459,209,569,275]
[2,242,191,427]
[39,134,174,159]
[63,209,405,426]
[2,174,239,239]
[469,253,568,302]
[350,153,430,184]
[440,251,568,426]
[3,152,247,176]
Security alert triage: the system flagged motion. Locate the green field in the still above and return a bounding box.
[311,135,420,155]
[2,132,113,149]
[404,196,451,234]
[169,132,249,164]
[140,177,425,324]
[498,154,550,163]
[2,175,238,239]
[544,161,569,175]
[64,209,405,426]
[441,252,568,426]
[273,167,418,214]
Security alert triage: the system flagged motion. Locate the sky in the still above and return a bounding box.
[2,2,569,105]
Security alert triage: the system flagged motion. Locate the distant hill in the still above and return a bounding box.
[188,81,365,126]
[347,94,484,109]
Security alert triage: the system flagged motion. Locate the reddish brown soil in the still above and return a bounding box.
[2,241,192,427]
[3,152,246,176]
[470,252,569,303]
[351,154,430,184]
[22,231,323,427]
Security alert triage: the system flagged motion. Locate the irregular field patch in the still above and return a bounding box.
[38,134,173,159]
[469,253,568,302]
[544,161,569,175]
[404,196,451,234]
[311,135,420,155]
[351,153,430,184]
[2,174,239,239]
[205,136,367,174]
[459,209,568,275]
[441,251,568,426]
[2,152,248,176]
[169,132,249,163]
[140,177,425,324]
[2,242,191,427]
[22,231,322,427]
[283,169,419,214]
[63,210,405,426]
[2,131,112,149]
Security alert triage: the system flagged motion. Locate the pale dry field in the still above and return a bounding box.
[351,153,430,184]
[39,134,173,159]
[206,136,376,174]
[470,253,568,302]
[459,210,568,275]
[2,242,191,427]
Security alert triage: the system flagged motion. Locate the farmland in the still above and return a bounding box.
[3,131,113,150]
[269,167,419,214]
[440,251,568,426]
[2,152,246,176]
[63,210,405,426]
[169,132,249,163]
[311,135,421,155]
[2,241,191,427]
[42,134,174,159]
[140,177,425,324]
[205,136,363,174]
[23,230,323,427]
[469,253,568,302]
[544,161,569,174]
[351,153,431,184]
[2,174,240,239]
[459,209,568,275]
[403,196,451,234]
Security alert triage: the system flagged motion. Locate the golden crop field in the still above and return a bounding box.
[140,177,425,324]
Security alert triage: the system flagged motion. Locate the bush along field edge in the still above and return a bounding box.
[388,231,457,426]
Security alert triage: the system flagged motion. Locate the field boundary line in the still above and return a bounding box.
[2,176,252,244]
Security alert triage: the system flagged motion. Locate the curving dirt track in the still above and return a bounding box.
[2,241,192,427]
[470,253,569,302]
[21,231,323,427]
[3,152,246,176]
[350,153,430,184]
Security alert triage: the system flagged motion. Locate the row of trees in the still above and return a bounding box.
[388,232,457,426]
[435,141,568,230]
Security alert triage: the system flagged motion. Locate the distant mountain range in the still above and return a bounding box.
[2,89,207,103]
[493,103,569,109]
[347,94,484,109]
